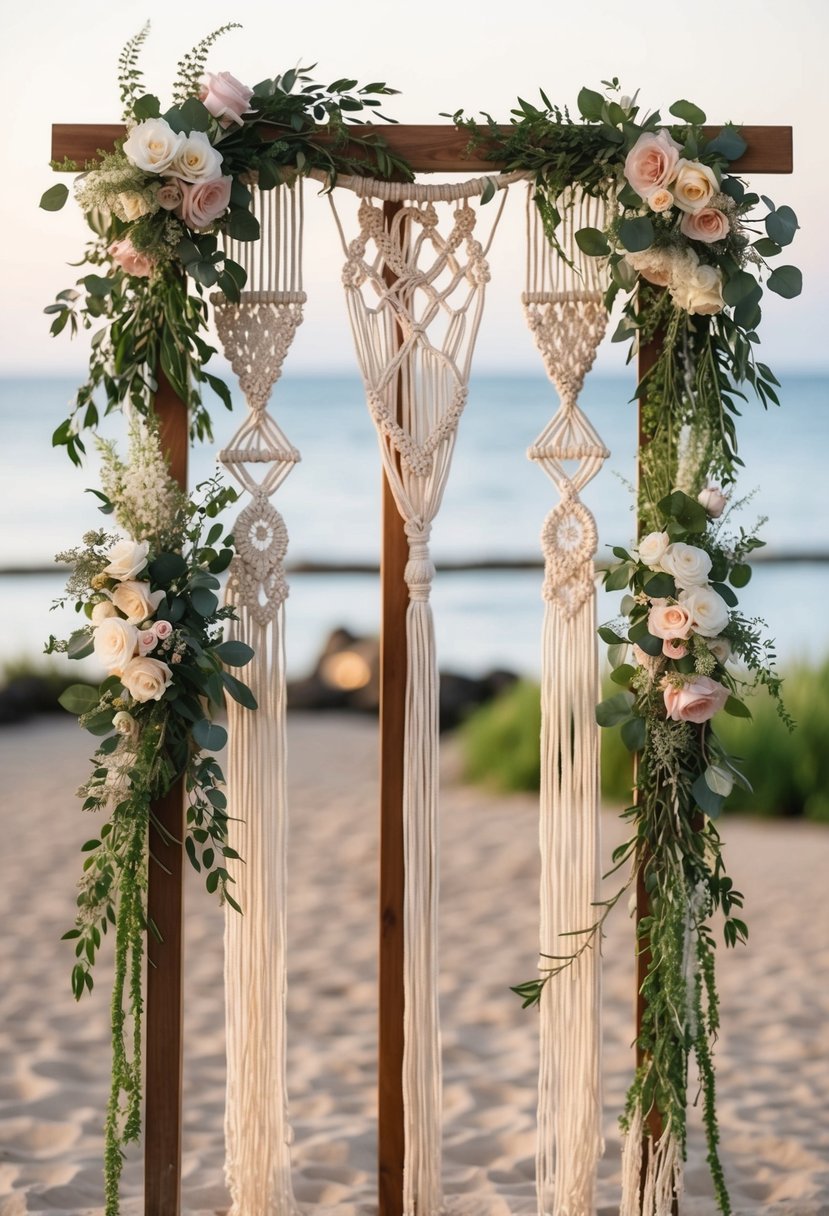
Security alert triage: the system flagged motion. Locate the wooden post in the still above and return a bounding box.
[378,200,407,1216]
[144,368,187,1216]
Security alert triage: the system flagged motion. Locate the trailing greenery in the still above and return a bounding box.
[47,417,253,1212]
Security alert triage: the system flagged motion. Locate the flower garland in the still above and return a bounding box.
[47,417,252,1212]
[454,84,799,1211]
[41,23,411,465]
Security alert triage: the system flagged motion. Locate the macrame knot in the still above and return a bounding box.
[404,520,435,601]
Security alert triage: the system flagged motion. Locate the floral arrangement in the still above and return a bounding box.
[46,418,251,1210]
[453,83,799,1213]
[41,23,410,465]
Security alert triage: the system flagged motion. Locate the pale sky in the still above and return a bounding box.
[1,0,826,376]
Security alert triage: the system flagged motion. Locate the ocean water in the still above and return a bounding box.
[1,372,827,679]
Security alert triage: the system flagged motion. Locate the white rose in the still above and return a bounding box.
[638,531,671,568]
[91,599,117,624]
[698,485,728,518]
[679,585,730,638]
[670,263,725,315]
[103,538,149,582]
[660,543,712,589]
[707,637,732,663]
[122,118,185,175]
[93,617,138,672]
[118,191,154,221]
[111,580,165,625]
[672,159,719,214]
[169,131,224,184]
[121,656,173,703]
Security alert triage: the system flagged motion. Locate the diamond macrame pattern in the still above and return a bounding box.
[343,198,489,478]
[212,295,304,622]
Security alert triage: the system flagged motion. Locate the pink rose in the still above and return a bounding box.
[153,619,173,641]
[177,176,232,231]
[138,628,158,656]
[698,485,728,518]
[648,602,692,640]
[200,71,253,127]
[663,675,729,724]
[157,182,183,211]
[108,237,154,278]
[680,207,730,244]
[624,130,682,199]
[663,637,689,660]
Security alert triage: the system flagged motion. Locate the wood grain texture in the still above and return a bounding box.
[378,200,407,1216]
[144,368,188,1216]
[51,123,793,174]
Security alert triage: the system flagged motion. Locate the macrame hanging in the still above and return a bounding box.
[211,181,305,1216]
[327,170,523,1216]
[523,185,609,1216]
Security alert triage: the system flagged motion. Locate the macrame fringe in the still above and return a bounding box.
[537,596,603,1216]
[223,593,296,1216]
[619,1104,683,1216]
[402,589,442,1216]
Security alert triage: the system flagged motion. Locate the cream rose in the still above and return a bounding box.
[698,485,728,518]
[121,656,173,703]
[200,71,254,127]
[663,675,729,724]
[679,585,730,637]
[156,182,183,211]
[118,191,154,221]
[638,531,671,568]
[625,246,697,289]
[663,637,689,660]
[93,617,138,672]
[660,542,712,589]
[112,710,139,744]
[108,237,154,279]
[648,602,692,640]
[670,263,725,315]
[648,188,674,214]
[623,130,682,199]
[177,176,233,231]
[680,207,729,243]
[103,538,149,581]
[169,131,224,184]
[672,159,718,214]
[111,580,165,625]
[122,118,184,174]
[91,599,117,624]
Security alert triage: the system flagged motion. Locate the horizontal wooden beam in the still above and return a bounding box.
[52,123,793,174]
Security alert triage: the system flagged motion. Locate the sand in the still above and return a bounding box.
[0,713,827,1216]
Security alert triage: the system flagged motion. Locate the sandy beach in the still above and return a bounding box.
[0,712,826,1216]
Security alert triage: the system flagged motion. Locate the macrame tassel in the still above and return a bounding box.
[536,511,603,1216]
[619,1107,683,1216]
[223,588,295,1216]
[402,525,442,1216]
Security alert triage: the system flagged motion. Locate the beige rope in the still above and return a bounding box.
[310,165,530,203]
[213,182,304,1216]
[330,179,511,1216]
[524,184,608,1216]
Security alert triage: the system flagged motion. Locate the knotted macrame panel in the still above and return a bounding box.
[523,184,609,1216]
[329,173,516,1216]
[212,181,305,1216]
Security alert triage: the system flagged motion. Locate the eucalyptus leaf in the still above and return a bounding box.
[68,630,94,660]
[215,640,254,667]
[765,205,798,247]
[724,695,752,719]
[621,715,647,753]
[192,719,228,752]
[692,773,724,817]
[669,99,706,125]
[58,684,100,716]
[618,216,654,253]
[190,587,219,617]
[575,227,610,257]
[767,265,802,299]
[40,183,69,211]
[595,691,634,728]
